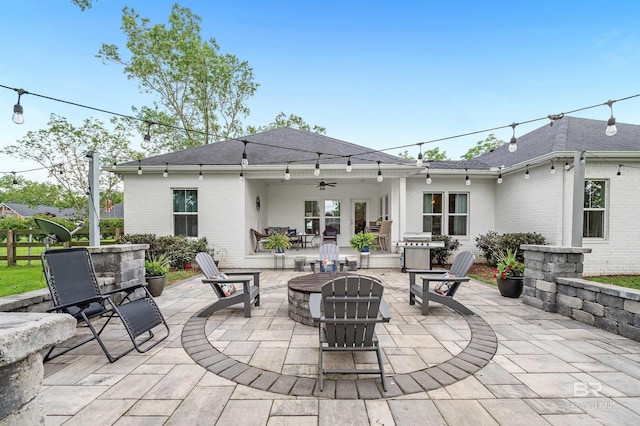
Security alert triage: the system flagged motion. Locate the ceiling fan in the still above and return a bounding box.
[316,180,337,190]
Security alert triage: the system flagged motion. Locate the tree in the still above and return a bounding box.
[247,112,326,134]
[0,175,67,207]
[71,0,94,10]
[424,147,449,161]
[97,4,259,153]
[1,114,137,215]
[461,134,505,160]
[397,150,414,160]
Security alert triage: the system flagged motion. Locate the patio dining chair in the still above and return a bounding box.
[195,252,261,318]
[41,247,170,363]
[407,251,475,315]
[310,275,391,391]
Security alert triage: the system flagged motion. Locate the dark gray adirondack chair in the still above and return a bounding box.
[407,251,475,315]
[41,247,170,363]
[194,252,261,318]
[310,276,391,391]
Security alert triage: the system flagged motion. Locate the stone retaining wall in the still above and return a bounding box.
[522,244,640,342]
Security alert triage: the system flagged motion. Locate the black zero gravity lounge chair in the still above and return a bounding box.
[41,247,170,363]
[310,275,391,391]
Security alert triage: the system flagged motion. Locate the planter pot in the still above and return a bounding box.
[497,277,523,298]
[361,246,370,253]
[146,275,167,297]
[275,247,285,254]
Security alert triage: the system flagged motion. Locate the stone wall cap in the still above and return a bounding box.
[87,244,149,253]
[520,245,592,254]
[557,277,640,301]
[0,312,76,366]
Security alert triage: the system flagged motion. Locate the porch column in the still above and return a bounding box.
[571,150,586,247]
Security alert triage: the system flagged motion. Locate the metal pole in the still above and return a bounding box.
[86,151,101,246]
[571,150,585,247]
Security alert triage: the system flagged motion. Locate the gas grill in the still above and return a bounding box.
[395,232,445,272]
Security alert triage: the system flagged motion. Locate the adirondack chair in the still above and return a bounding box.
[407,251,475,315]
[195,252,261,318]
[41,247,170,363]
[310,275,391,391]
[319,243,340,272]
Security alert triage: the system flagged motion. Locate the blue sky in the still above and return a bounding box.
[1,0,640,181]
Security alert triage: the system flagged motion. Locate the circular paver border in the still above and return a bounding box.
[182,285,498,399]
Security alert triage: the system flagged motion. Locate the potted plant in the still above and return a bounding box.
[349,232,377,252]
[145,253,170,297]
[263,232,292,253]
[494,248,525,298]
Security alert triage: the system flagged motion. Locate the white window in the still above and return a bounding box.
[448,193,468,236]
[304,200,321,235]
[324,200,341,233]
[584,180,606,238]
[173,189,198,237]
[422,193,443,234]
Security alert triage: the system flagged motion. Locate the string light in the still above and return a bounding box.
[346,156,352,173]
[142,120,153,149]
[425,167,432,185]
[198,164,203,181]
[137,159,142,175]
[508,123,518,152]
[605,100,617,136]
[525,165,530,180]
[547,113,564,126]
[241,141,249,166]
[377,161,383,182]
[284,162,291,180]
[564,161,571,170]
[465,168,470,186]
[12,89,26,124]
[163,162,168,178]
[314,153,321,177]
[239,167,244,181]
[617,165,622,176]
[112,160,117,170]
[416,143,423,167]
[497,173,502,184]
[550,160,555,174]
[11,171,18,185]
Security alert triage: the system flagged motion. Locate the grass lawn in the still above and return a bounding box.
[0,262,200,297]
[587,275,640,290]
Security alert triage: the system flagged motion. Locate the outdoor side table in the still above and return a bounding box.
[274,252,285,270]
[360,252,370,269]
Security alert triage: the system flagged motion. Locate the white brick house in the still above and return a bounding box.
[114,118,640,275]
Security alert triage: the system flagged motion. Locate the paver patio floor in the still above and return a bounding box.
[41,269,640,425]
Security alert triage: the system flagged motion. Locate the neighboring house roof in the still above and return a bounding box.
[101,202,124,219]
[474,116,640,168]
[0,202,77,218]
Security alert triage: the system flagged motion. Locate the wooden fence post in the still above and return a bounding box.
[7,229,15,266]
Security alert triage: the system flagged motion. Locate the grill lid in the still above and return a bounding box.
[403,232,432,242]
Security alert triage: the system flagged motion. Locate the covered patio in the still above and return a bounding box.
[41,269,640,425]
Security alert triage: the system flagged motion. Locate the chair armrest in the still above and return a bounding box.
[47,295,108,312]
[379,298,391,321]
[407,269,448,286]
[309,293,322,321]
[203,278,251,285]
[422,276,470,283]
[223,270,261,276]
[102,283,147,296]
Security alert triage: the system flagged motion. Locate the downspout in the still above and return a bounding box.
[571,151,585,247]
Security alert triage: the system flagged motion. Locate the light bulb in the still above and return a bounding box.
[377,173,383,183]
[525,171,530,180]
[606,117,617,136]
[314,167,320,177]
[346,158,352,173]
[241,153,249,167]
[142,134,150,149]
[163,171,168,178]
[416,156,423,167]
[426,174,432,185]
[198,173,204,181]
[497,176,503,184]
[564,162,570,170]
[465,176,471,186]
[112,162,117,170]
[550,165,555,174]
[284,166,291,180]
[137,168,143,175]
[12,103,24,124]
[508,138,517,153]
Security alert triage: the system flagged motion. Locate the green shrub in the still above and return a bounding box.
[475,231,547,266]
[117,233,210,269]
[431,234,461,266]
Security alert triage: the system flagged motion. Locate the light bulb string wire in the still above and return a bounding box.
[2,83,640,175]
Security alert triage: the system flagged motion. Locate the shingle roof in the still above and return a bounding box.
[1,203,77,218]
[474,116,640,167]
[122,127,412,168]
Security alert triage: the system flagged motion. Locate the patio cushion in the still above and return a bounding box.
[209,272,237,297]
[434,272,456,295]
